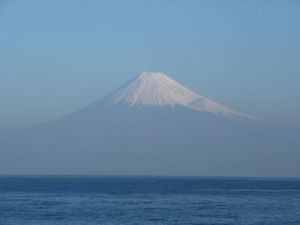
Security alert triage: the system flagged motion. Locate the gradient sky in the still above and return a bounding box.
[0,0,300,132]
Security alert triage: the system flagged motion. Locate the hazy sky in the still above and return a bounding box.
[0,0,300,132]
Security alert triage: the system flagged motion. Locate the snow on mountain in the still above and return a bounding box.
[107,71,256,121]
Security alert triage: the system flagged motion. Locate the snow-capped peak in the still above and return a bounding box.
[109,71,256,120]
[112,71,200,107]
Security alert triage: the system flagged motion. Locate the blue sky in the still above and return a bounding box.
[0,0,300,131]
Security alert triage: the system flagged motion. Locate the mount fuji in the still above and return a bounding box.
[1,72,299,177]
[83,71,256,121]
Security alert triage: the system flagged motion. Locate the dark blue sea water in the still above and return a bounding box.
[0,176,300,225]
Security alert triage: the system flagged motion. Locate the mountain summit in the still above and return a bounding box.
[103,71,256,121]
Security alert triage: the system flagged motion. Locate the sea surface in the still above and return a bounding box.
[0,176,300,225]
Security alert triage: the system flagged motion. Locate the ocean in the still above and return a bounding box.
[0,176,300,225]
